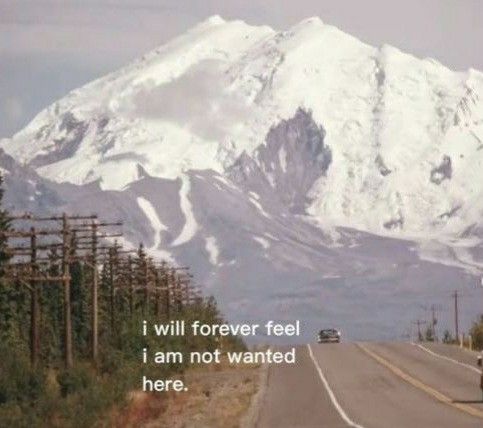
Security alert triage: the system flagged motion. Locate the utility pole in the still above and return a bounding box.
[137,244,147,315]
[425,304,442,341]
[452,290,459,341]
[3,212,208,374]
[431,304,436,339]
[412,320,426,342]
[127,255,134,317]
[4,213,127,369]
[164,267,170,319]
[91,221,98,364]
[154,268,162,318]
[62,213,73,369]
[30,227,40,368]
[108,246,115,333]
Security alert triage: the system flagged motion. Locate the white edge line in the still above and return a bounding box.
[413,343,480,374]
[306,344,365,428]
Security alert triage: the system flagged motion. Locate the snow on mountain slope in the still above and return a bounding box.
[0,16,274,188]
[2,16,483,240]
[1,16,483,340]
[1,152,480,341]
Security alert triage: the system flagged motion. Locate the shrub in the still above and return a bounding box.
[0,342,46,405]
[469,315,483,350]
[57,365,94,397]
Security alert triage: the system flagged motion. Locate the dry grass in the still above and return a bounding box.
[116,359,261,428]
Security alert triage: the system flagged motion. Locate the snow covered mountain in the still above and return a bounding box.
[2,16,483,340]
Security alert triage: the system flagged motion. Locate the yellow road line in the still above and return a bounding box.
[357,343,483,420]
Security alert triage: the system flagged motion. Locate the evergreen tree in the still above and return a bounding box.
[70,260,89,356]
[0,174,13,342]
[40,249,63,363]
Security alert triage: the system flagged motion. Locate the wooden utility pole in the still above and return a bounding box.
[138,244,149,315]
[4,221,71,367]
[91,221,98,363]
[413,320,426,342]
[127,255,134,316]
[428,304,442,341]
[154,269,162,318]
[62,213,73,369]
[108,245,117,333]
[3,211,211,373]
[30,227,40,367]
[164,267,170,319]
[4,213,127,369]
[452,290,459,340]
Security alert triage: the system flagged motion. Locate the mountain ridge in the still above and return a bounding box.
[2,16,482,239]
[1,16,483,340]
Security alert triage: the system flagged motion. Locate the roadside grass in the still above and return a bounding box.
[0,310,248,427]
[126,357,261,428]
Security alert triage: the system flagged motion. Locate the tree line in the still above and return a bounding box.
[0,175,242,427]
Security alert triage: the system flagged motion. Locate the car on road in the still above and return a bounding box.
[317,328,341,343]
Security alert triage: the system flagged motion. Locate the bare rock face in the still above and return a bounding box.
[2,17,483,238]
[375,155,392,176]
[30,112,89,168]
[227,108,331,213]
[1,17,483,341]
[0,149,64,213]
[430,155,452,185]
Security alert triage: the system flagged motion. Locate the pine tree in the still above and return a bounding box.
[40,248,63,362]
[0,174,13,341]
[70,260,89,356]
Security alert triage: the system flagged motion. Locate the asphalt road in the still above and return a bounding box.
[256,343,483,428]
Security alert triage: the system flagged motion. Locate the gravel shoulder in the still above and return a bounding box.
[119,360,262,428]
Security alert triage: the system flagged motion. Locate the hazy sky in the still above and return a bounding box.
[1,0,482,138]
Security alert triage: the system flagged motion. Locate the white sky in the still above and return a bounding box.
[1,0,482,138]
